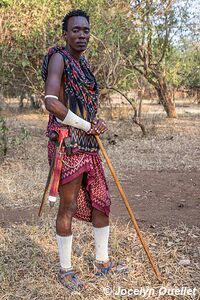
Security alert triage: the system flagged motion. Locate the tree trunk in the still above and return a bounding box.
[196,88,200,104]
[155,81,177,118]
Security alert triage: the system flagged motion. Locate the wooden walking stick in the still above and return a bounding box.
[38,146,57,217]
[95,135,162,282]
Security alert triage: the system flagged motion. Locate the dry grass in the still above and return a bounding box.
[0,216,199,300]
[104,116,200,180]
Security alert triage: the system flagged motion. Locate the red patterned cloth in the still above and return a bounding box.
[48,141,111,222]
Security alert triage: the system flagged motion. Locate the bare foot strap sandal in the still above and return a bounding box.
[58,269,86,291]
[95,260,129,276]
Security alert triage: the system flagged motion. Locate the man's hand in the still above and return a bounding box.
[88,118,108,135]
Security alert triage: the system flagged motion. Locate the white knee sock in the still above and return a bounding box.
[56,234,73,270]
[93,226,110,263]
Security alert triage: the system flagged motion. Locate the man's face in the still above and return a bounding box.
[64,16,90,53]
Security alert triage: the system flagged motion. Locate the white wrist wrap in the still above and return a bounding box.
[57,109,91,132]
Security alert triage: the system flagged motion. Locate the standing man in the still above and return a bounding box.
[42,9,127,291]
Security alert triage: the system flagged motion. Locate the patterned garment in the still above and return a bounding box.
[42,46,99,152]
[42,47,111,221]
[47,115,99,153]
[48,141,111,222]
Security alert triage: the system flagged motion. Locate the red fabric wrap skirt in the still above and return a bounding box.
[48,141,111,222]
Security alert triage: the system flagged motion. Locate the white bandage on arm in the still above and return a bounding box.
[44,95,91,132]
[57,109,91,132]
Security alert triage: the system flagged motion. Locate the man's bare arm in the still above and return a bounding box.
[45,53,68,120]
[44,52,107,134]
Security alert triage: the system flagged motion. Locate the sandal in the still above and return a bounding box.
[58,269,86,291]
[94,260,129,276]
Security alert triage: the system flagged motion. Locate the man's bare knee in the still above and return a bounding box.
[59,197,77,215]
[56,212,73,235]
[92,208,109,228]
[56,196,77,235]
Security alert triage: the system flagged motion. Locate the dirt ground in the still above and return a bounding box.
[0,102,200,299]
[1,170,199,229]
[0,104,200,229]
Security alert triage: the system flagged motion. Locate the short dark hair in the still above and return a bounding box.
[62,9,90,32]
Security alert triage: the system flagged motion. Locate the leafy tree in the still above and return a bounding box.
[1,0,199,115]
[125,0,199,117]
[0,0,69,105]
[179,45,200,89]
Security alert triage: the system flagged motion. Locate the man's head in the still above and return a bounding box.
[62,10,90,54]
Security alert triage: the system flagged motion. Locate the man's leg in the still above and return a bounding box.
[56,174,83,272]
[92,209,128,275]
[92,208,110,265]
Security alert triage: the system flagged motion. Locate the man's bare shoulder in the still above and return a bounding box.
[48,52,64,74]
[48,53,64,77]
